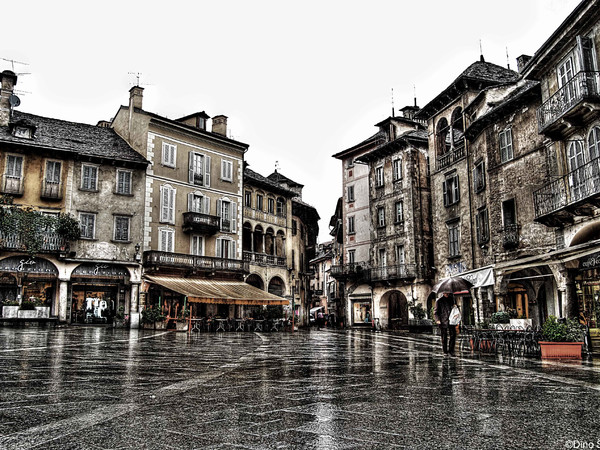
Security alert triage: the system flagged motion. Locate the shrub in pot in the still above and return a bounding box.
[540,315,584,359]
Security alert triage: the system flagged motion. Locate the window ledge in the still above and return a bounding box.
[111,240,132,244]
[114,192,134,197]
[79,188,99,193]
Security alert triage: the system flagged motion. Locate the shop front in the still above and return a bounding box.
[0,256,58,315]
[575,253,600,354]
[70,263,131,325]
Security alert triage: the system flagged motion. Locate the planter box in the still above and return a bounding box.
[154,321,167,330]
[18,309,39,319]
[2,305,19,318]
[175,320,189,331]
[35,307,50,319]
[539,341,583,359]
[510,318,532,329]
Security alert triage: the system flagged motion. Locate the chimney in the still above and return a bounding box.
[212,115,228,136]
[129,85,144,110]
[0,70,18,127]
[517,55,532,73]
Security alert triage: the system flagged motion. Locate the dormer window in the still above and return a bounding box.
[14,126,33,139]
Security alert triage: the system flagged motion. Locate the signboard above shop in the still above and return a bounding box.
[0,256,58,275]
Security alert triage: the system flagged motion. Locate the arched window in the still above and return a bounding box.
[436,117,450,156]
[451,107,464,149]
[588,126,600,161]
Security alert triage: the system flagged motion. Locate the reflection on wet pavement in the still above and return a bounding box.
[1,327,600,449]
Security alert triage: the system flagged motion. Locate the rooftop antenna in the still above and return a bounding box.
[479,39,485,62]
[128,72,142,86]
[413,84,417,107]
[391,88,395,117]
[506,46,511,70]
[275,160,280,173]
[1,57,29,72]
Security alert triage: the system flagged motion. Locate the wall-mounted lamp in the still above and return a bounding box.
[134,243,141,262]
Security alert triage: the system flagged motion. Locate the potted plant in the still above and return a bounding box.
[141,305,166,329]
[2,300,19,318]
[539,315,585,359]
[18,299,40,319]
[489,311,510,329]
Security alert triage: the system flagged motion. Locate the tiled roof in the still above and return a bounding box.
[244,167,297,196]
[1,111,148,166]
[460,61,519,83]
[267,171,304,188]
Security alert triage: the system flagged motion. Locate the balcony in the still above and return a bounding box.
[243,206,286,227]
[537,71,600,137]
[41,180,62,200]
[243,251,286,267]
[0,230,67,253]
[369,264,417,281]
[436,145,465,171]
[1,175,23,195]
[502,224,520,250]
[330,263,370,282]
[182,211,220,235]
[143,250,249,275]
[533,157,600,226]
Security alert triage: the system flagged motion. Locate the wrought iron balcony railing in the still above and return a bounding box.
[243,251,286,267]
[330,263,370,281]
[0,230,67,252]
[501,224,520,249]
[143,250,249,273]
[537,71,600,132]
[533,157,600,219]
[41,180,62,199]
[1,175,23,195]
[182,211,220,234]
[369,264,417,281]
[436,146,465,171]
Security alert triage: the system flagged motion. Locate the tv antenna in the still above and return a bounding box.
[1,57,29,72]
[391,88,395,117]
[128,71,152,88]
[275,160,280,172]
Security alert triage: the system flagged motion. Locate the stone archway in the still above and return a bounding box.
[268,276,285,297]
[246,274,264,290]
[380,290,408,329]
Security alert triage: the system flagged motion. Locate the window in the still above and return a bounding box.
[502,199,516,227]
[588,126,600,161]
[188,152,211,187]
[79,213,96,239]
[393,158,402,181]
[347,216,355,234]
[4,155,23,193]
[448,221,460,257]
[499,128,513,163]
[476,208,489,245]
[217,199,236,232]
[347,185,355,202]
[346,158,354,169]
[443,173,460,206]
[377,207,385,227]
[216,237,236,259]
[268,198,275,214]
[276,198,285,216]
[257,194,264,211]
[394,201,403,223]
[81,165,98,191]
[221,160,233,182]
[292,219,297,235]
[396,245,405,265]
[162,142,177,167]
[245,191,252,207]
[116,170,132,195]
[14,126,32,139]
[473,160,485,193]
[379,248,387,267]
[375,166,384,187]
[191,235,204,256]
[557,54,576,103]
[43,161,62,198]
[160,184,176,224]
[348,249,355,264]
[114,216,130,242]
[188,192,209,214]
[159,227,174,252]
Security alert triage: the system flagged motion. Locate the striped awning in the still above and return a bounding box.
[144,275,289,306]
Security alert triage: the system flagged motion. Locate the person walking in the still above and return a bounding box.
[434,292,457,356]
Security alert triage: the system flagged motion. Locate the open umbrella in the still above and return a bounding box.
[431,276,473,294]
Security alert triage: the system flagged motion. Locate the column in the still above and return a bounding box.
[58,279,69,323]
[129,282,140,329]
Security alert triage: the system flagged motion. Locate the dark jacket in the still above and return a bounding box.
[434,295,454,327]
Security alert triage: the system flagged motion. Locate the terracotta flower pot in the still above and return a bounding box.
[539,341,583,359]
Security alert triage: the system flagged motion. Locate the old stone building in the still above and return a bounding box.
[0,70,148,327]
[519,0,600,343]
[111,86,286,324]
[354,108,433,329]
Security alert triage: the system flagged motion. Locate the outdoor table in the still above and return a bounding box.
[215,318,228,332]
[234,318,245,331]
[254,319,264,331]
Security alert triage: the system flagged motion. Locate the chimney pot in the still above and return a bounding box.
[129,85,144,110]
[0,70,18,127]
[517,55,533,73]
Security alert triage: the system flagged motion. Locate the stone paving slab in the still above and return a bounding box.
[1,327,600,449]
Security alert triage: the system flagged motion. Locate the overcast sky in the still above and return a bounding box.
[1,0,582,242]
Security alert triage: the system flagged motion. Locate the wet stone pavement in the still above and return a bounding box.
[1,328,600,449]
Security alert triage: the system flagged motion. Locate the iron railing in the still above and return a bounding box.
[502,224,520,249]
[369,264,417,281]
[182,211,220,234]
[0,175,23,195]
[533,157,600,218]
[0,230,67,252]
[41,180,62,199]
[243,251,286,267]
[436,145,465,171]
[537,71,600,132]
[143,251,249,273]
